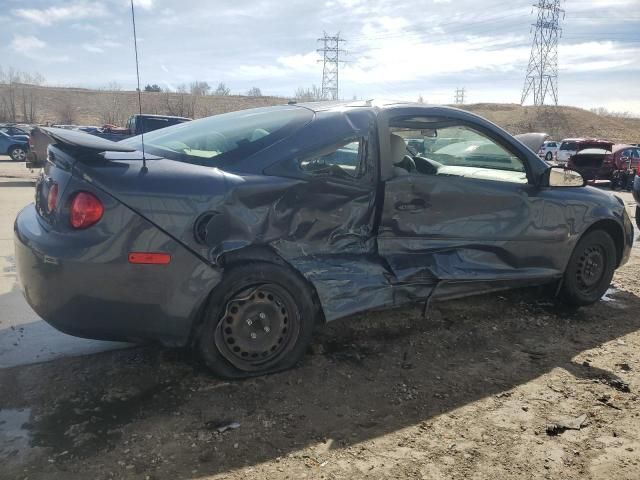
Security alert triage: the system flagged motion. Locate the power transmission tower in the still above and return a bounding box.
[521,0,565,106]
[454,88,466,104]
[317,32,346,100]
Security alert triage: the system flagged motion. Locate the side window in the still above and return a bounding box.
[299,138,366,179]
[392,125,528,184]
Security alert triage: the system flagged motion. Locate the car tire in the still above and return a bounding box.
[636,206,640,231]
[560,230,616,306]
[545,152,553,161]
[8,146,27,162]
[197,262,318,379]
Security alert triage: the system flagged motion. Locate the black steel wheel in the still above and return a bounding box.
[198,262,318,378]
[575,245,606,294]
[561,230,616,306]
[215,284,299,371]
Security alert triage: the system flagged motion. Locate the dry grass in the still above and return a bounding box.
[2,85,639,143]
[459,103,640,144]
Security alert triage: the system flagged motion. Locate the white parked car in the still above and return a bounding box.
[537,140,559,162]
[557,138,583,165]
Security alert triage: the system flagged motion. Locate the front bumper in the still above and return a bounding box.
[14,204,222,347]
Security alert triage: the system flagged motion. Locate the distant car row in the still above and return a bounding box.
[20,114,191,167]
[536,137,640,187]
[0,124,30,161]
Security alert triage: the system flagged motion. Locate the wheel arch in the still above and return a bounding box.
[581,218,625,268]
[188,245,327,346]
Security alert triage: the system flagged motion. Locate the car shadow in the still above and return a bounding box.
[0,181,36,187]
[0,286,639,478]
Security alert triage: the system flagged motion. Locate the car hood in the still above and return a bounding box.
[514,133,549,154]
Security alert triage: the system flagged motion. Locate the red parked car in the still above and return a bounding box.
[566,139,615,181]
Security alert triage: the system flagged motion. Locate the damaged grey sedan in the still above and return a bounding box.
[15,101,634,378]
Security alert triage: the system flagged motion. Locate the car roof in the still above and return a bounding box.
[132,114,191,120]
[293,99,460,113]
[612,144,635,152]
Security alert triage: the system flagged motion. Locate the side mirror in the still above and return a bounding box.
[545,166,586,187]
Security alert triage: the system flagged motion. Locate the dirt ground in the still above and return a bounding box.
[1,161,639,480]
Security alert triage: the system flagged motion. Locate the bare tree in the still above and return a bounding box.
[56,101,77,125]
[294,85,323,102]
[246,87,262,97]
[0,68,19,122]
[20,85,38,123]
[163,86,197,118]
[190,81,211,96]
[106,81,122,92]
[590,107,633,119]
[213,82,231,96]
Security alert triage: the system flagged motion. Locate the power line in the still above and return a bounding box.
[317,32,347,100]
[521,0,565,106]
[454,87,466,104]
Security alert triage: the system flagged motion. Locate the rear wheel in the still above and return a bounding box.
[561,230,616,306]
[9,146,27,162]
[198,262,317,378]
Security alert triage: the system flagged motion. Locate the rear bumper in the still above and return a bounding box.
[14,204,222,347]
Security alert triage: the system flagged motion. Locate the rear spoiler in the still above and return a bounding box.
[41,127,136,153]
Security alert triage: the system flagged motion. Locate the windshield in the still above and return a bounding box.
[121,106,313,166]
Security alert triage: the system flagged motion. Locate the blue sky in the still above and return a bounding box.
[1,0,639,113]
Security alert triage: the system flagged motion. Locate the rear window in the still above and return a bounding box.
[139,117,188,134]
[121,106,313,166]
[560,141,578,150]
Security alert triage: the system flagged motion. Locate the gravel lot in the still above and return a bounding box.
[0,155,639,480]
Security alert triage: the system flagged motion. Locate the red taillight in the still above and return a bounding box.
[70,192,103,229]
[47,183,58,213]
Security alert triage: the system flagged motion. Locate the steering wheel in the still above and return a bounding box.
[394,154,417,173]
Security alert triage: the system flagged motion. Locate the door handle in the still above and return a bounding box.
[396,199,426,211]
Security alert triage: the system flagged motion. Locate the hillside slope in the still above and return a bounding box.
[2,85,639,143]
[459,103,640,144]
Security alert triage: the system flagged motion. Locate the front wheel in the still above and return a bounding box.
[561,230,616,306]
[545,152,553,161]
[198,262,318,379]
[9,146,27,162]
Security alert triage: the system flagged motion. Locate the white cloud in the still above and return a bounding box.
[10,35,46,54]
[133,0,154,10]
[13,2,109,26]
[8,35,70,63]
[560,41,639,72]
[82,39,122,53]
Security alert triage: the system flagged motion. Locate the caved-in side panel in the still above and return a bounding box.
[379,174,562,283]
